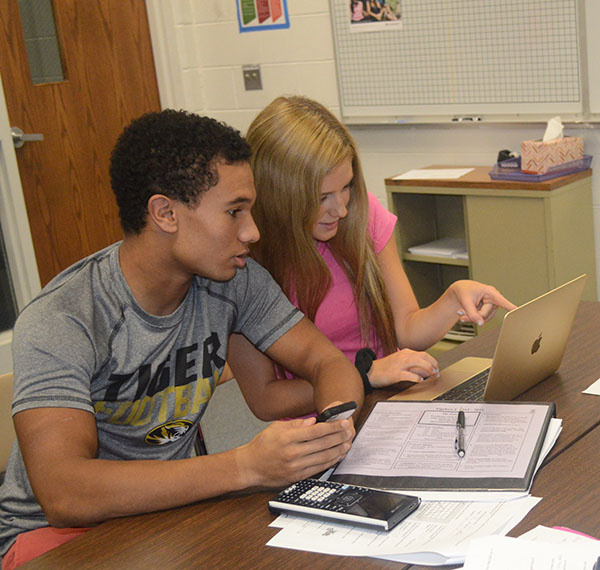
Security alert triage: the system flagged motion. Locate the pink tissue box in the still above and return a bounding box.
[521,136,584,174]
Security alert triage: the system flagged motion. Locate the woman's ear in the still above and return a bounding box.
[147,194,177,233]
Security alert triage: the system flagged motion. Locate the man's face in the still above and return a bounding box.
[171,161,260,282]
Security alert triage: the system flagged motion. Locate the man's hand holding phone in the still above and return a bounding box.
[316,401,357,423]
[242,402,357,488]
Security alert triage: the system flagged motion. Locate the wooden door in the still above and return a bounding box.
[0,0,161,285]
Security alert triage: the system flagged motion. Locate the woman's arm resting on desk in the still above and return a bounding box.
[230,327,439,399]
[367,349,440,388]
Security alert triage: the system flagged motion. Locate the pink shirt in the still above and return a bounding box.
[351,1,364,21]
[279,193,396,417]
[298,192,397,363]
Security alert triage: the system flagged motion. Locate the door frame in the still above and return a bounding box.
[0,72,41,373]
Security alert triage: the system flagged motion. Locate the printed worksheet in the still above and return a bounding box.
[331,401,553,490]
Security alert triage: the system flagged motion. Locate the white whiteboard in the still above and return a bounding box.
[330,0,588,123]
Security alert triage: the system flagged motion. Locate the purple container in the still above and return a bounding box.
[489,155,592,182]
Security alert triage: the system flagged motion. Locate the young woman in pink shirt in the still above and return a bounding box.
[227,96,515,419]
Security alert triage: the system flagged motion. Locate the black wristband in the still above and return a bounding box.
[355,348,376,395]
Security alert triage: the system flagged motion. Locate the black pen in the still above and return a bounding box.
[455,410,466,458]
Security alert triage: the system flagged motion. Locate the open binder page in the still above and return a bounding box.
[330,401,555,491]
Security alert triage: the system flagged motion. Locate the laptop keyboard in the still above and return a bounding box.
[434,367,491,401]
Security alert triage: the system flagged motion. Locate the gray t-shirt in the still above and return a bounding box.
[0,242,303,556]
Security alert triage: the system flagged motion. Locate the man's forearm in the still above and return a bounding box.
[243,377,316,421]
[311,354,364,414]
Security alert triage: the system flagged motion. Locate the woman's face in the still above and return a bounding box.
[311,158,353,242]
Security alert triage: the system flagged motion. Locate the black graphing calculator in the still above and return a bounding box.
[268,478,420,531]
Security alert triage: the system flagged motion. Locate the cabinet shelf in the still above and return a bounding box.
[403,252,469,267]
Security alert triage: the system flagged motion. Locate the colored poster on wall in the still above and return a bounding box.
[350,0,403,32]
[237,0,290,32]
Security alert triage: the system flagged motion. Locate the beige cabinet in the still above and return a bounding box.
[385,166,597,339]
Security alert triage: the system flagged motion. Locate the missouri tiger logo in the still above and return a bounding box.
[145,419,194,445]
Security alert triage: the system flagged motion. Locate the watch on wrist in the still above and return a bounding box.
[355,347,376,395]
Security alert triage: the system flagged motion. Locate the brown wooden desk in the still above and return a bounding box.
[23,302,600,569]
[406,396,600,570]
[509,424,600,538]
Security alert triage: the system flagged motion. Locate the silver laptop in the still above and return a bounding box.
[390,274,586,402]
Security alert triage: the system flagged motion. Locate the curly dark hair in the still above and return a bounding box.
[109,109,251,234]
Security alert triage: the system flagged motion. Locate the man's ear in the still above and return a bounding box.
[147,194,177,233]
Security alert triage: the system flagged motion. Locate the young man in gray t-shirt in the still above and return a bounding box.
[0,110,364,567]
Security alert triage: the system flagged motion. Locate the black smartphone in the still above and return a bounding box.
[316,401,357,423]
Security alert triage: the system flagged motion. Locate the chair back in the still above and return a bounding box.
[0,373,16,473]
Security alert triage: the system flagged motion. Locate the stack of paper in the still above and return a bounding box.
[462,526,600,569]
[329,401,557,494]
[268,496,541,566]
[408,237,468,259]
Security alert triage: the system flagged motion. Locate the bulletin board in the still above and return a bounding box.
[330,0,596,123]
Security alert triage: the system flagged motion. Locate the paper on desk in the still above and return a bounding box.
[393,168,474,180]
[376,497,538,566]
[536,418,562,467]
[520,525,599,544]
[462,534,600,569]
[408,418,561,502]
[332,401,552,489]
[296,419,560,506]
[312,418,559,505]
[583,378,600,395]
[268,495,540,564]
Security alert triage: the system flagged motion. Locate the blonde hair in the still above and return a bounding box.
[247,96,396,355]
